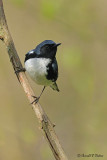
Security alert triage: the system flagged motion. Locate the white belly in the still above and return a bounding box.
[25,58,53,86]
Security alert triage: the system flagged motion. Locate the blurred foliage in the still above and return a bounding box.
[0,0,107,160]
[21,128,36,143]
[62,47,83,68]
[40,0,59,19]
[10,0,25,7]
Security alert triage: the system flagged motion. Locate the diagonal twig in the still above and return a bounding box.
[0,1,68,160]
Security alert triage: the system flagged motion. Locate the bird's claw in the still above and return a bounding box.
[31,95,37,99]
[15,67,26,74]
[31,95,40,104]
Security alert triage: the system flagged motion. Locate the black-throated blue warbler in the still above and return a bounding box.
[24,40,61,103]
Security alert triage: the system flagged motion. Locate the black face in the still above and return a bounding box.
[24,42,61,62]
[40,44,57,59]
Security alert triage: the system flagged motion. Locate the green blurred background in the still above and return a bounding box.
[0,0,107,159]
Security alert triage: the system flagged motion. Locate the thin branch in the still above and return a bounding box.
[0,1,68,160]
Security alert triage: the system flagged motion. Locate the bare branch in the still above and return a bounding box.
[0,1,68,160]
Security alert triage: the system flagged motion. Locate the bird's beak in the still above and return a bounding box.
[53,43,61,48]
[56,43,61,47]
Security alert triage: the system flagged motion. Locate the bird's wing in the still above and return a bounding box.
[46,58,58,82]
[48,58,59,92]
[52,58,58,80]
[24,49,38,62]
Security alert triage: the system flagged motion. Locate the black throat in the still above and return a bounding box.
[25,43,57,62]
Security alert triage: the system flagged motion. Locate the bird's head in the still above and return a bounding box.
[35,40,61,59]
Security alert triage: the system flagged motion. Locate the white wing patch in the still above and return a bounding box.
[29,50,34,54]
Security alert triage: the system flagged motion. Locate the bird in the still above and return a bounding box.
[24,40,61,103]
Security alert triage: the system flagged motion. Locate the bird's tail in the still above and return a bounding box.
[50,82,59,92]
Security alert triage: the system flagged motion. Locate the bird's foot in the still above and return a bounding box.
[31,95,40,104]
[15,67,26,74]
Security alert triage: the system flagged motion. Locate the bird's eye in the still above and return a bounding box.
[46,45,49,49]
